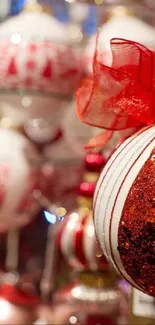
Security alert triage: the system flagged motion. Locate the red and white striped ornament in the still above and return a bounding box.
[0,128,40,231]
[58,209,107,271]
[94,126,155,296]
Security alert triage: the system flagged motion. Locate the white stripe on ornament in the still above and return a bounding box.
[83,213,98,271]
[69,214,86,269]
[93,127,145,211]
[60,213,79,263]
[60,212,83,269]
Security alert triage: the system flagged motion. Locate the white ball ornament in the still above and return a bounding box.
[0,7,82,144]
[85,15,155,75]
[0,128,40,230]
[94,126,155,297]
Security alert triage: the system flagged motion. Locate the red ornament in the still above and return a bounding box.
[76,38,155,296]
[84,152,105,172]
[78,181,96,198]
[57,209,108,271]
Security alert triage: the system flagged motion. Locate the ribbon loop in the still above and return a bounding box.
[76,37,155,136]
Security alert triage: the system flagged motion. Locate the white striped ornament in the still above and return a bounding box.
[58,209,99,271]
[0,128,40,231]
[93,125,155,293]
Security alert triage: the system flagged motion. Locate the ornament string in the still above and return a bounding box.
[76,35,155,148]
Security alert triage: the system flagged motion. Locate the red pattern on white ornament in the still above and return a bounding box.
[0,41,82,95]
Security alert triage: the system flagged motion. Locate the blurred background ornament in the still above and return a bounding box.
[84,4,155,75]
[0,0,82,148]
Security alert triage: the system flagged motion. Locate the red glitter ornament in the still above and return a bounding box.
[76,37,155,296]
[94,126,155,296]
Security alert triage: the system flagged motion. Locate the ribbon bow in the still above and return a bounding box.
[76,36,155,148]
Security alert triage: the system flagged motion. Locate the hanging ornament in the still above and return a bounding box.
[76,37,155,296]
[57,150,107,271]
[0,0,82,145]
[58,208,108,271]
[0,127,40,231]
[84,6,155,75]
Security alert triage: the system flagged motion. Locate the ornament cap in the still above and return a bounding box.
[78,271,117,288]
[23,0,52,15]
[106,5,133,21]
[77,196,92,210]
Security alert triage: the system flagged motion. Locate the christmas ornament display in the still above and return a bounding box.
[0,1,82,144]
[84,7,155,74]
[0,128,40,230]
[76,38,155,296]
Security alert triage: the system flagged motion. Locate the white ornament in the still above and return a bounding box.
[85,16,155,74]
[68,3,89,24]
[0,10,81,144]
[59,210,100,271]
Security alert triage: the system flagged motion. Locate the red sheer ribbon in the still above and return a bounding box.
[76,37,155,148]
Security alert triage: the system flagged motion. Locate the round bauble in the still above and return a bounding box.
[0,128,40,230]
[58,209,107,271]
[94,126,155,296]
[85,15,155,75]
[0,9,82,144]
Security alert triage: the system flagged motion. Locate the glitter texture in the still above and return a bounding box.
[118,148,155,296]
